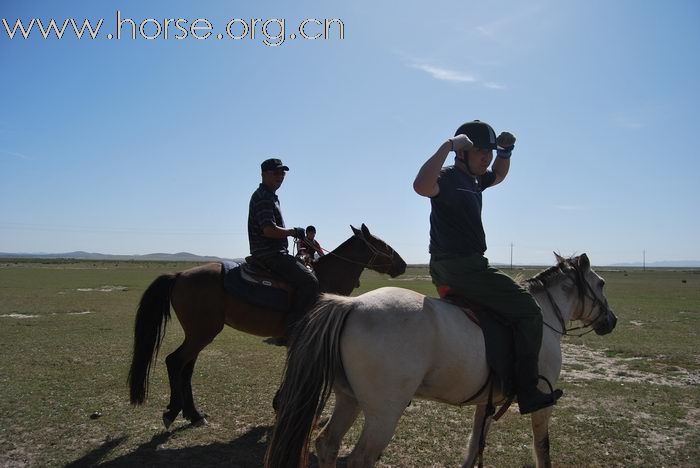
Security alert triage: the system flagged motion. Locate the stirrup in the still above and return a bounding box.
[518,387,563,415]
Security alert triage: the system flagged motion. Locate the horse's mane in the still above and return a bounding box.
[524,256,578,292]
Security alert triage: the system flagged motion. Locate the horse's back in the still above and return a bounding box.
[170,263,222,303]
[172,262,287,337]
[340,287,490,406]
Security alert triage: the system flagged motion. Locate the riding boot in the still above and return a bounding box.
[518,387,563,414]
[515,353,563,414]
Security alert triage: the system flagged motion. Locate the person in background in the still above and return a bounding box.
[295,225,324,265]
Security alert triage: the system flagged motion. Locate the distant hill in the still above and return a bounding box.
[0,251,237,262]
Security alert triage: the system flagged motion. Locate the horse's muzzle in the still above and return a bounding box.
[594,308,617,335]
[389,259,407,278]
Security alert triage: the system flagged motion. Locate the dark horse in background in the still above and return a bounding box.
[128,224,406,429]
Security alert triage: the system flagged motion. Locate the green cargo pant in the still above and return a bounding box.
[430,254,543,392]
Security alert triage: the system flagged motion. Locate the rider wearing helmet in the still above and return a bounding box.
[413,120,562,414]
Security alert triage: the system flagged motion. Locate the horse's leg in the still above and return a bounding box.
[530,406,554,468]
[315,390,360,468]
[462,404,493,468]
[163,336,217,429]
[181,356,208,426]
[346,402,406,468]
[163,342,187,428]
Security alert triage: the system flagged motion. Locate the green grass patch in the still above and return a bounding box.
[0,261,698,466]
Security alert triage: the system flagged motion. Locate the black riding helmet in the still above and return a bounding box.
[455,120,498,150]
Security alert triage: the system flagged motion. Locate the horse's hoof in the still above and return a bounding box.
[191,417,208,427]
[163,414,175,430]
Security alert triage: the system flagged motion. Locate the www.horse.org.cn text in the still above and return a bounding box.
[1,11,345,47]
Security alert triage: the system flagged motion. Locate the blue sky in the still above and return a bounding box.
[1,0,698,265]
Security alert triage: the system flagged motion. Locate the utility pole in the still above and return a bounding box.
[510,243,513,270]
[643,250,646,272]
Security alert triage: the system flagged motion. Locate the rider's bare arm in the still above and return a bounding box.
[413,141,452,198]
[491,157,510,186]
[414,135,474,198]
[491,131,515,187]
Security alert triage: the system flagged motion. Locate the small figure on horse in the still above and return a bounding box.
[295,225,324,267]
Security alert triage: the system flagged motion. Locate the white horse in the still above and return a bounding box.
[265,253,617,468]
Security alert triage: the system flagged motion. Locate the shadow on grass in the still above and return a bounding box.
[66,425,272,467]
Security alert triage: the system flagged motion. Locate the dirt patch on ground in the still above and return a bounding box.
[0,313,39,319]
[76,285,128,292]
[1,311,94,318]
[561,343,700,387]
[388,275,432,281]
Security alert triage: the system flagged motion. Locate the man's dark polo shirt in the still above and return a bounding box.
[248,183,288,257]
[429,166,496,260]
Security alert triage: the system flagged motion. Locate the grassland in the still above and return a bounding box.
[0,260,698,467]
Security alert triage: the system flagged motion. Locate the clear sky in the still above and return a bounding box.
[2,0,698,265]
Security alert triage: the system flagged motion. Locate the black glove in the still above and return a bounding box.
[293,227,306,240]
[496,131,516,159]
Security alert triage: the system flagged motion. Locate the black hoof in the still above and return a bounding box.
[163,414,175,430]
[182,413,209,427]
[190,416,209,427]
[162,408,181,430]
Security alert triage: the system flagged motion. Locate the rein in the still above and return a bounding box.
[540,266,607,337]
[318,233,396,271]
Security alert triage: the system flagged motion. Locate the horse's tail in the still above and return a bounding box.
[264,294,355,468]
[128,273,177,405]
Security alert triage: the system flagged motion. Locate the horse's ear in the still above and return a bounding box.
[361,223,371,237]
[351,225,361,236]
[553,251,565,264]
[578,253,590,270]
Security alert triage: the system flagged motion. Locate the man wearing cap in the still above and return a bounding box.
[248,158,320,339]
[413,120,562,415]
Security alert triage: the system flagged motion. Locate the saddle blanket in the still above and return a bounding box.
[221,261,290,312]
[434,291,516,397]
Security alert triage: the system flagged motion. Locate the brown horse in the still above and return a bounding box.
[128,224,406,429]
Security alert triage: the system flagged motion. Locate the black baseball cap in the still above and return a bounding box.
[454,120,497,150]
[261,158,289,172]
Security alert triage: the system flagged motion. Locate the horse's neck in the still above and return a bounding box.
[314,238,366,295]
[532,283,578,336]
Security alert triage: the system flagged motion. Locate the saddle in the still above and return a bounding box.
[436,285,516,399]
[240,256,294,292]
[221,259,294,312]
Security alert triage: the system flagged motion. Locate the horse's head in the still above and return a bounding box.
[558,253,617,335]
[351,224,407,278]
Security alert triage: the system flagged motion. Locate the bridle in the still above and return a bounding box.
[541,265,609,337]
[317,233,397,272]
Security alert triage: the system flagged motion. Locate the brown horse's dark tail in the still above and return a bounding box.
[128,273,177,405]
[264,294,354,468]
